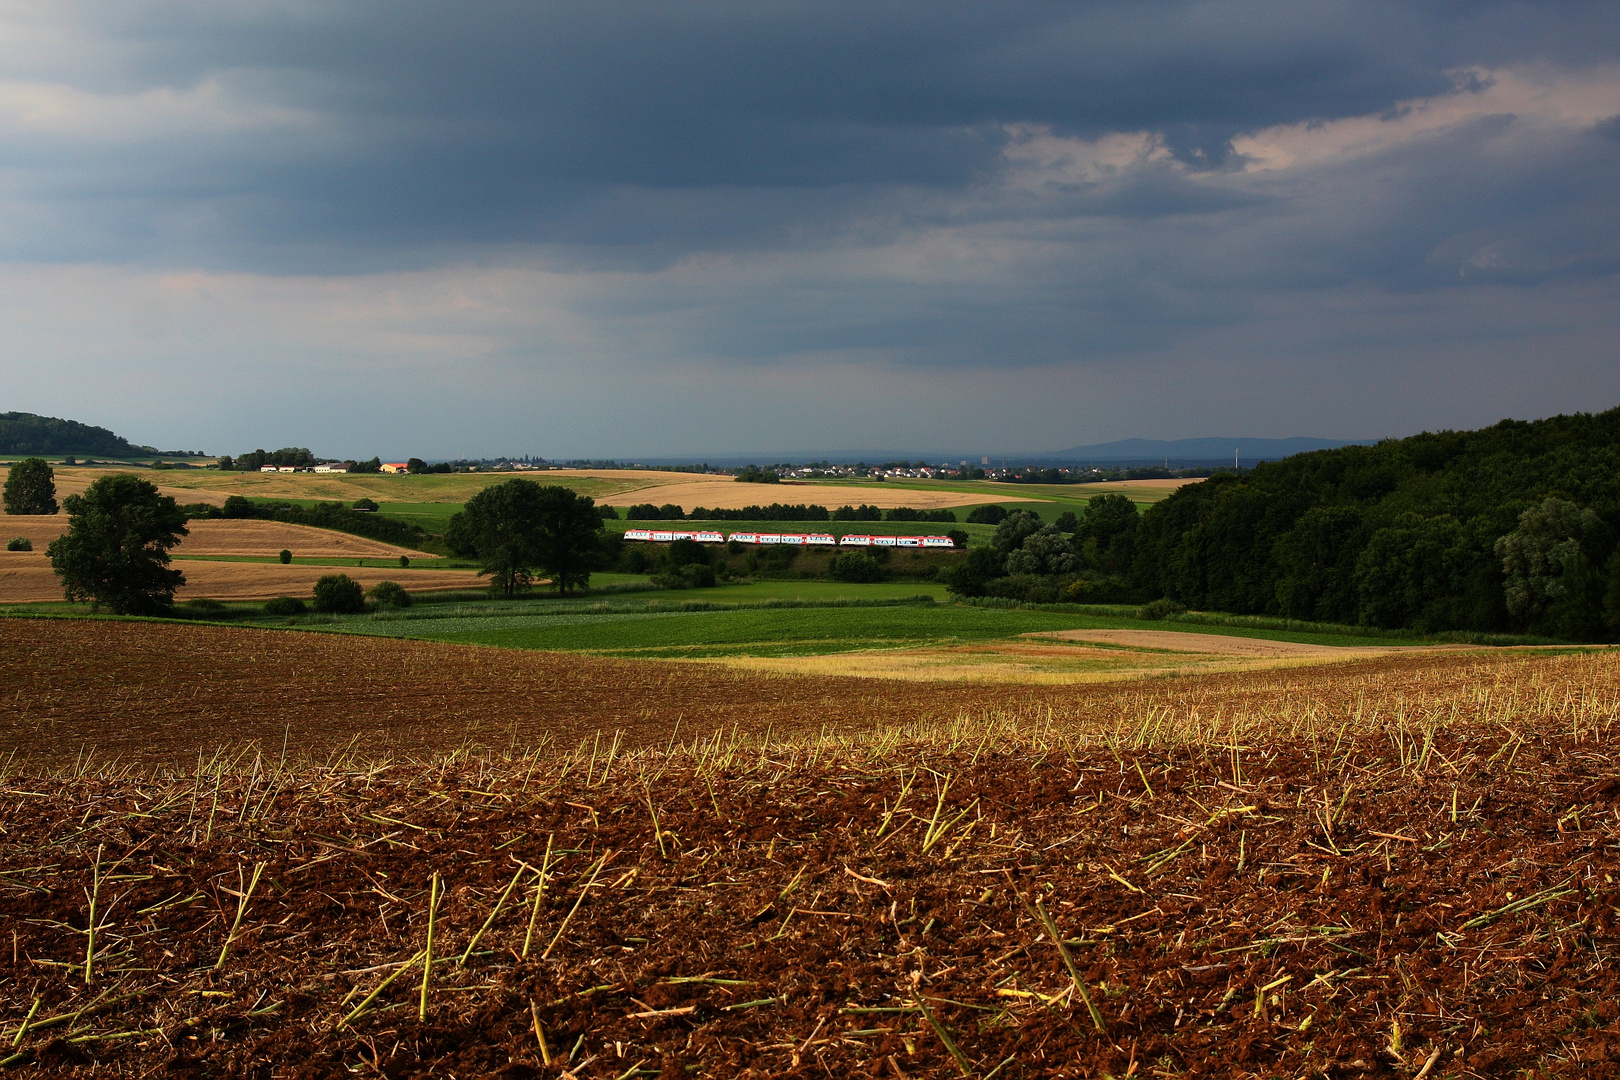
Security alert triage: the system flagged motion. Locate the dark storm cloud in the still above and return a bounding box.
[4,0,1614,271]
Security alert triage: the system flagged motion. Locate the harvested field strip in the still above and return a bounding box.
[0,516,435,559]
[1,616,1616,769]
[0,561,483,604]
[0,706,1616,1076]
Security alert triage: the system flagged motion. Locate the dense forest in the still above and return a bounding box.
[0,413,157,457]
[949,409,1620,640]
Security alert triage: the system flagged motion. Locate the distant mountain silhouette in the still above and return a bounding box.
[0,412,158,457]
[1038,436,1374,465]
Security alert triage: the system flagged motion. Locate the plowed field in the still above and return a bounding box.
[0,616,1600,767]
[2,620,1618,1077]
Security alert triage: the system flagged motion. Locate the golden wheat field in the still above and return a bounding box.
[0,517,452,602]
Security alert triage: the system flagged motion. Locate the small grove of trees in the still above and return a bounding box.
[626,503,687,520]
[733,467,781,484]
[220,448,316,471]
[446,480,604,595]
[312,573,365,613]
[943,495,1144,604]
[3,458,58,515]
[46,474,190,614]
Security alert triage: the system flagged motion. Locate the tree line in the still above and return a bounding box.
[945,408,1620,640]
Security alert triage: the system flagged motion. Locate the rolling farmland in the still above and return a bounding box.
[0,518,471,604]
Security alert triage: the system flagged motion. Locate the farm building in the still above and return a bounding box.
[314,461,352,474]
[380,463,411,474]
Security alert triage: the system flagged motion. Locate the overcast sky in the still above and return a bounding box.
[1,1,1615,459]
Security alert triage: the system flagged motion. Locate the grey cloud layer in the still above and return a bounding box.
[0,1,1616,457]
[6,1,1615,265]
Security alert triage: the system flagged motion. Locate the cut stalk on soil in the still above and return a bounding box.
[216,860,266,969]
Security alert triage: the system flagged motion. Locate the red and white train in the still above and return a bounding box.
[622,529,958,549]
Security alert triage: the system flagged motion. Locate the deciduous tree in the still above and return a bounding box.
[3,457,57,515]
[46,474,188,613]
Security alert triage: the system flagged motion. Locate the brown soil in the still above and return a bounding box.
[0,708,1615,1076]
[2,621,1618,1075]
[0,516,435,559]
[0,617,1608,767]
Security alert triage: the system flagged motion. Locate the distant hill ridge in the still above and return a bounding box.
[0,412,158,457]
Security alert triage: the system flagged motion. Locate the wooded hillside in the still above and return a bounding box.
[1133,408,1620,638]
[0,412,156,457]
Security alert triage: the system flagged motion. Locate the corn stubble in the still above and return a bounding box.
[0,651,1617,1076]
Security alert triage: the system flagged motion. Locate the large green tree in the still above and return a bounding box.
[2,457,58,515]
[448,480,603,595]
[46,474,189,613]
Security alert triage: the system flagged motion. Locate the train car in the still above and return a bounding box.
[838,534,874,547]
[872,535,899,547]
[624,529,653,541]
[694,531,725,544]
[779,534,807,545]
[757,533,782,545]
[651,530,676,542]
[805,534,836,546]
[894,536,923,548]
[922,535,956,548]
[729,532,760,544]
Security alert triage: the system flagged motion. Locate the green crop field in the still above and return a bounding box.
[304,581,1414,659]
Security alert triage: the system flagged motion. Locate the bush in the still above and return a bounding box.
[653,563,717,589]
[666,537,710,568]
[352,497,379,512]
[222,495,257,518]
[946,529,968,548]
[828,552,885,583]
[312,573,365,614]
[367,580,411,609]
[399,555,410,568]
[279,549,293,564]
[1139,597,1188,621]
[965,504,1009,525]
[1054,511,1080,533]
[6,536,30,551]
[264,596,307,615]
[985,574,1069,604]
[679,563,716,588]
